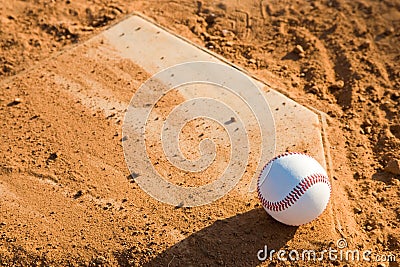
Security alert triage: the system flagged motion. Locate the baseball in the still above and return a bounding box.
[257,152,331,226]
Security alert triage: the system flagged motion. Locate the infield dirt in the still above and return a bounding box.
[0,0,399,266]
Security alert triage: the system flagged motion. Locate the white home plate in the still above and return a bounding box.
[2,13,336,223]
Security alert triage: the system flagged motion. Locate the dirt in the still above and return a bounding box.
[0,0,399,266]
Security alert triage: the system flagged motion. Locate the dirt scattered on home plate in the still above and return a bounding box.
[0,0,399,266]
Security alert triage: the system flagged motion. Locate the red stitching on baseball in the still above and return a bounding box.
[257,153,331,212]
[257,173,331,212]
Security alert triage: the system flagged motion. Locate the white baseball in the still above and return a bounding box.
[257,152,331,226]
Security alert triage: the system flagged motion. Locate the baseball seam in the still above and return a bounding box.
[257,152,331,212]
[257,173,331,212]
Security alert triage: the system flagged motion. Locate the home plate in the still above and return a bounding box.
[99,14,332,207]
[1,13,339,234]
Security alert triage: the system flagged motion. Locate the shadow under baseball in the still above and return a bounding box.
[141,208,298,267]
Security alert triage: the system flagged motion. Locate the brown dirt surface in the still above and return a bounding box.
[0,0,399,266]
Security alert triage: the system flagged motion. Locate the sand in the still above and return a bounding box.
[0,0,399,266]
